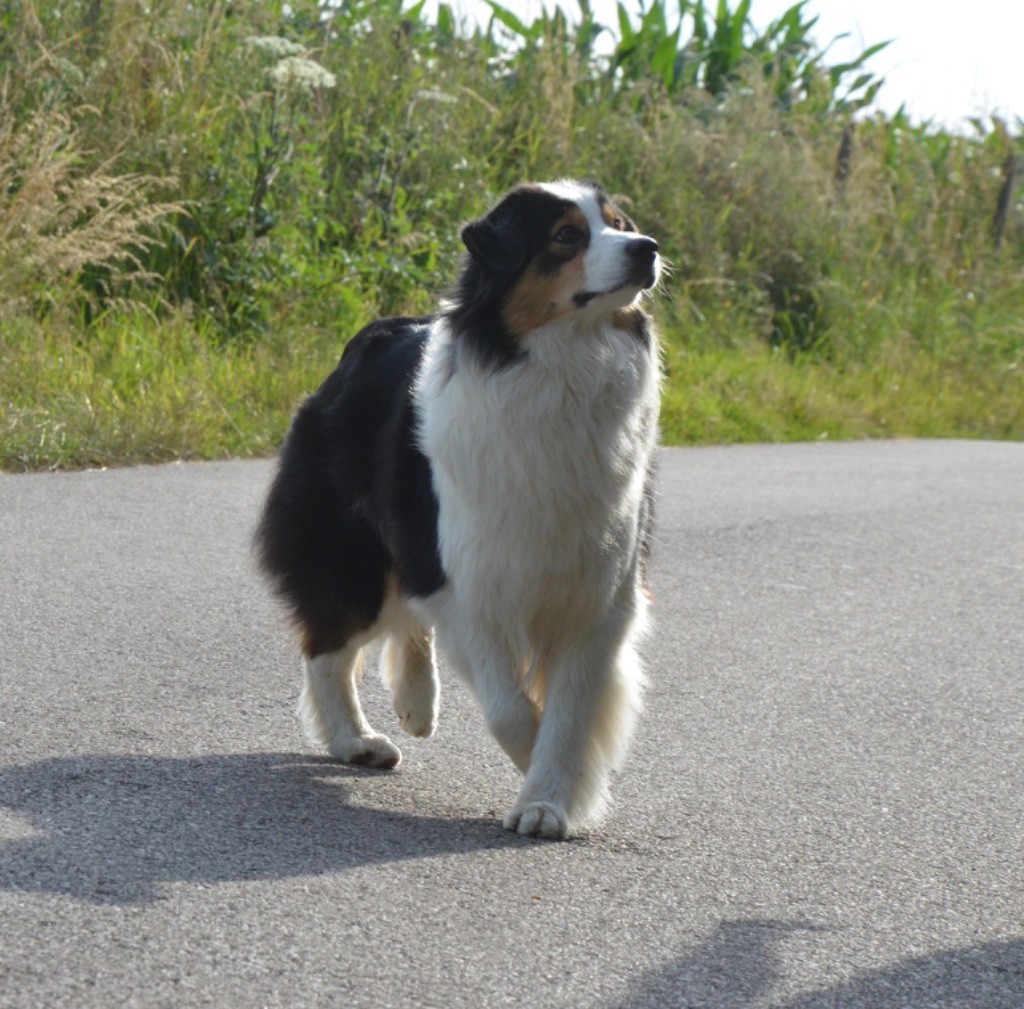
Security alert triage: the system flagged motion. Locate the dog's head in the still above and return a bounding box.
[449,180,660,366]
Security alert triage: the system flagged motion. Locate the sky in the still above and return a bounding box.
[425,0,1024,129]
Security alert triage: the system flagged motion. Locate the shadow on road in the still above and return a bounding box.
[0,752,520,905]
[611,919,1024,1009]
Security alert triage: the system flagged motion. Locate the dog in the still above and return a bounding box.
[256,179,661,839]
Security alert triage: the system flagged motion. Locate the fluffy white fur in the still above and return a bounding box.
[414,184,659,838]
[297,182,660,840]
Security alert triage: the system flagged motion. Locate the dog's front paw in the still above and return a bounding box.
[503,801,569,840]
[392,679,439,739]
[396,705,437,739]
[327,734,402,770]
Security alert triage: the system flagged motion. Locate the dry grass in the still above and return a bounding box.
[0,104,181,318]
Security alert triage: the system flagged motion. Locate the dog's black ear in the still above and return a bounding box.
[461,191,531,275]
[460,218,508,273]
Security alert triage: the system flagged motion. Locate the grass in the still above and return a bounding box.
[3,305,1021,472]
[1,314,322,470]
[661,340,1024,445]
[0,0,1021,471]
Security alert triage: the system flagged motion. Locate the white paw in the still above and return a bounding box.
[396,705,437,739]
[502,801,569,840]
[392,679,439,739]
[326,733,402,769]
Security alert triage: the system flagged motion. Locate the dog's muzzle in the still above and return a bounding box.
[626,237,660,289]
[572,237,662,309]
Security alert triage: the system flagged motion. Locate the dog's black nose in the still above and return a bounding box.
[627,237,659,259]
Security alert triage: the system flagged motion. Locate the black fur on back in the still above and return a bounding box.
[255,316,444,656]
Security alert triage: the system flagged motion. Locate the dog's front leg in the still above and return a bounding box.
[439,629,540,772]
[503,616,641,840]
[473,657,540,774]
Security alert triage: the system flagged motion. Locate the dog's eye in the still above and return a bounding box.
[552,225,582,245]
[612,217,623,230]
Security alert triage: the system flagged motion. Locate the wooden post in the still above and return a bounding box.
[835,122,854,190]
[992,153,1019,250]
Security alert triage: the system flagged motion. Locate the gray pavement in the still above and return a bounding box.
[1,440,1022,1008]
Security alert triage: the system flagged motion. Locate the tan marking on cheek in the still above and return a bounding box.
[502,256,587,336]
[612,305,650,343]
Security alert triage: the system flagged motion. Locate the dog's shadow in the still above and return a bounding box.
[0,752,521,905]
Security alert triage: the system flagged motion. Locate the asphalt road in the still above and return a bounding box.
[1,441,1022,1008]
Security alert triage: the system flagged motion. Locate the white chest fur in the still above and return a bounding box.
[415,316,659,651]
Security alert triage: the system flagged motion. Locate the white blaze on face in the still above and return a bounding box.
[538,181,660,309]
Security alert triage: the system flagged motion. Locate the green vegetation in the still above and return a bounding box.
[1,0,1021,470]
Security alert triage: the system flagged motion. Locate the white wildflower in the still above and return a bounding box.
[55,57,85,87]
[414,88,457,105]
[245,35,306,59]
[270,56,337,93]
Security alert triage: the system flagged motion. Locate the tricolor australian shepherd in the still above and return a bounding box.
[256,180,661,839]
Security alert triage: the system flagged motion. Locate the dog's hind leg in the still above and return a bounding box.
[301,645,402,769]
[381,618,440,739]
[258,440,402,768]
